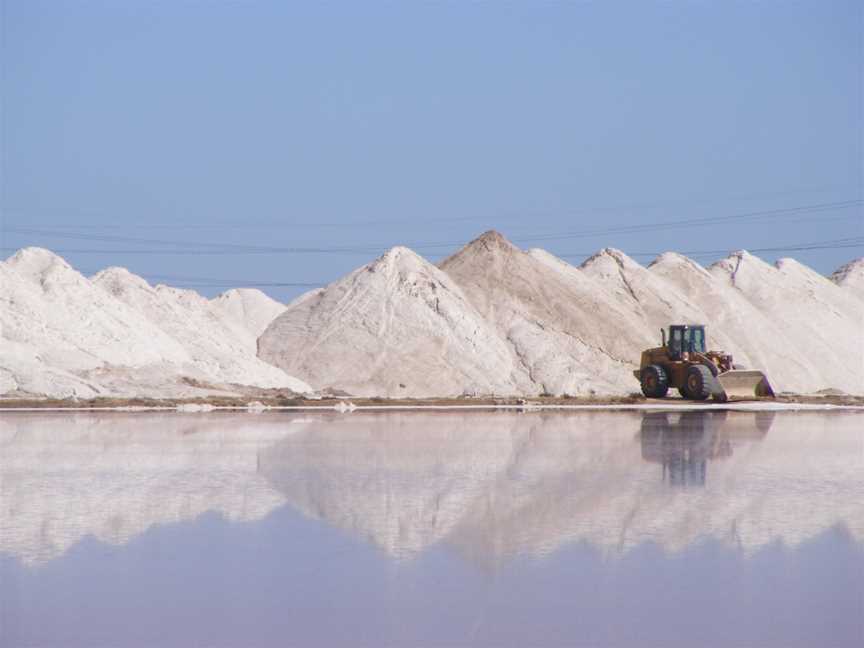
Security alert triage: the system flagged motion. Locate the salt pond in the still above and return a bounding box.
[1,410,861,647]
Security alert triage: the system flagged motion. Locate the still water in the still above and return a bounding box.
[1,409,862,647]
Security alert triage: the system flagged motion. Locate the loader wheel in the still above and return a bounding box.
[683,365,712,401]
[641,365,669,398]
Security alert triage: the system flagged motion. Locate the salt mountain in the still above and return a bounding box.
[1,233,862,398]
[0,247,310,398]
[261,231,864,396]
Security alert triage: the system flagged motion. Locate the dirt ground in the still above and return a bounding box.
[2,392,862,410]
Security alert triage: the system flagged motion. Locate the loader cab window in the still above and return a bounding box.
[669,327,684,360]
[690,327,706,354]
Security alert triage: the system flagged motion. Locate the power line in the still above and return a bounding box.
[557,236,864,260]
[34,236,858,291]
[3,199,861,256]
[4,183,852,230]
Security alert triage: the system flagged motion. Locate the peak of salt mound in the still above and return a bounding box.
[709,250,776,286]
[648,252,708,275]
[4,247,77,284]
[830,258,864,298]
[470,229,517,250]
[368,245,430,272]
[579,247,641,271]
[832,257,864,280]
[91,266,152,295]
[440,230,520,266]
[211,288,286,339]
[5,246,68,269]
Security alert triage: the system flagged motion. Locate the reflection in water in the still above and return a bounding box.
[2,410,859,566]
[1,410,862,648]
[640,411,772,487]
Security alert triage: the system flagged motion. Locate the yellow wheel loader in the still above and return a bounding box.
[634,324,774,402]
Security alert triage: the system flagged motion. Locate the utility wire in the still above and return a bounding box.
[3,199,861,256]
[38,235,860,291]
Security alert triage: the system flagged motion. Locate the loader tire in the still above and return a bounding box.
[683,365,712,401]
[641,365,669,398]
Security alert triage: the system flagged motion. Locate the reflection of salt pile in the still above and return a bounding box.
[0,413,293,565]
[2,412,861,568]
[260,232,863,396]
[259,411,864,563]
[0,249,310,398]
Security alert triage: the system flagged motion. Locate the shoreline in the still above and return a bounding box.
[1,394,862,412]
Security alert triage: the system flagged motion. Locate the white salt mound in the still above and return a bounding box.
[260,231,863,397]
[210,288,287,346]
[2,235,861,399]
[708,252,863,394]
[91,268,311,393]
[439,232,648,396]
[0,248,310,399]
[258,246,533,398]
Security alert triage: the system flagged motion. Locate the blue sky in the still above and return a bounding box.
[2,1,861,300]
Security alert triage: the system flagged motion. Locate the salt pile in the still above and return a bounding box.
[438,233,650,396]
[0,248,310,399]
[210,288,287,352]
[258,246,532,397]
[707,252,864,393]
[93,267,307,391]
[260,231,863,396]
[2,233,862,400]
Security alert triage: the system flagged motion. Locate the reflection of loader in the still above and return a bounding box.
[639,410,773,487]
[634,324,774,402]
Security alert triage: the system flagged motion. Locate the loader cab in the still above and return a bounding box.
[666,324,706,360]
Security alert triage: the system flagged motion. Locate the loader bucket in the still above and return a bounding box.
[716,370,775,401]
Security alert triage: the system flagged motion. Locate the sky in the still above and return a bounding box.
[1,0,862,301]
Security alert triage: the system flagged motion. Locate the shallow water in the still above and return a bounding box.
[1,410,862,647]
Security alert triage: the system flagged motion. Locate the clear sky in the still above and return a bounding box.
[1,0,862,301]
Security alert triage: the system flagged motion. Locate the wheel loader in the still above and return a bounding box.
[633,324,774,402]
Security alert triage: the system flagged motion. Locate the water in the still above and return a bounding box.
[1,409,862,647]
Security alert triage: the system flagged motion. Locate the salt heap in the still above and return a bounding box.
[0,249,188,398]
[210,288,287,353]
[708,252,864,393]
[438,232,650,395]
[2,234,862,399]
[92,268,310,392]
[648,253,818,393]
[0,248,310,399]
[260,231,862,396]
[258,246,531,397]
